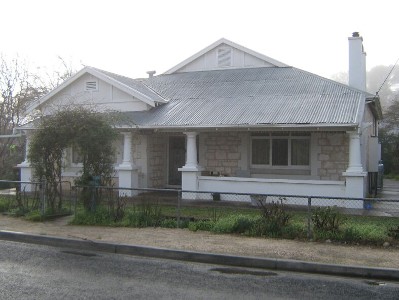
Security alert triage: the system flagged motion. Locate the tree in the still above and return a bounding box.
[0,55,79,182]
[0,55,46,181]
[28,107,117,213]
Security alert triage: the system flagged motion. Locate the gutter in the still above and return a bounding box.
[115,123,359,132]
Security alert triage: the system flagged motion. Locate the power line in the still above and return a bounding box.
[376,58,399,96]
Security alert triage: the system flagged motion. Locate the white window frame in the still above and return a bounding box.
[250,132,311,170]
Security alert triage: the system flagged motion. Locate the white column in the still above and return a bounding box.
[179,132,203,200]
[343,131,367,199]
[17,132,34,192]
[23,134,31,163]
[121,132,133,167]
[116,132,138,196]
[183,132,199,169]
[346,131,363,173]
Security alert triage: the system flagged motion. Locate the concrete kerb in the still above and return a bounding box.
[1,230,399,281]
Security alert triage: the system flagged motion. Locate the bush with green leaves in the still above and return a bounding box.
[121,204,163,227]
[29,107,118,213]
[312,206,345,233]
[71,206,113,226]
[254,201,292,237]
[211,214,255,234]
[188,219,215,232]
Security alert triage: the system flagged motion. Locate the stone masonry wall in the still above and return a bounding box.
[203,132,242,176]
[317,132,349,181]
[147,134,167,187]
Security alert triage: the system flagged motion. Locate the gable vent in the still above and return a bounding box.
[85,81,98,91]
[217,47,232,67]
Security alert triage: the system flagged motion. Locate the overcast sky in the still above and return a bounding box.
[1,0,398,81]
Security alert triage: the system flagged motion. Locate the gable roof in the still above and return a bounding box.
[26,66,168,113]
[127,66,370,130]
[164,38,288,74]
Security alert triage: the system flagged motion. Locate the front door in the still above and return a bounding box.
[168,136,186,185]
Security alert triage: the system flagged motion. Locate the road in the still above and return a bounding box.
[0,241,398,299]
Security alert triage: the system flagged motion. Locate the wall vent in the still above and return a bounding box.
[217,47,232,67]
[85,81,98,91]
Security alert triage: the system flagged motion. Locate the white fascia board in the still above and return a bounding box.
[27,67,166,113]
[164,38,288,75]
[354,94,366,128]
[25,67,90,113]
[90,68,158,107]
[119,123,358,132]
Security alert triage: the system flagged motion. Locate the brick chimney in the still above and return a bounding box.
[348,32,366,91]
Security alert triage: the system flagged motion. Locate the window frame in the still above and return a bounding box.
[250,132,311,170]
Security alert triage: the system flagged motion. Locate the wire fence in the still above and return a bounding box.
[0,180,73,216]
[1,181,399,240]
[70,185,399,233]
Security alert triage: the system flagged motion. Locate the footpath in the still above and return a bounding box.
[0,214,398,281]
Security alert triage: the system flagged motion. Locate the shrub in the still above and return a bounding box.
[188,220,215,232]
[108,196,127,222]
[71,206,112,225]
[254,201,292,237]
[312,206,345,232]
[24,210,45,222]
[388,225,399,240]
[212,214,255,234]
[0,197,11,212]
[122,204,163,227]
[160,217,189,229]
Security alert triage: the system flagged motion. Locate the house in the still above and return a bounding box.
[18,33,382,207]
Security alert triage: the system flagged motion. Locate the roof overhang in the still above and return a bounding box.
[115,123,358,133]
[366,95,383,120]
[26,67,167,114]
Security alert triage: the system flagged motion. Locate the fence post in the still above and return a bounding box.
[73,186,78,215]
[40,179,46,216]
[177,190,182,228]
[307,197,312,240]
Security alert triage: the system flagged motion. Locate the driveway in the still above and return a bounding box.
[379,179,399,199]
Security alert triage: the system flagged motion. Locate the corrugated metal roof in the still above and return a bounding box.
[124,67,364,128]
[91,68,167,103]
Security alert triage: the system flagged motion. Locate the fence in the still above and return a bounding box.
[0,180,73,216]
[2,181,399,239]
[71,185,399,238]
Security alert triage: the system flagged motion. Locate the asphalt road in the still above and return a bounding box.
[0,241,398,300]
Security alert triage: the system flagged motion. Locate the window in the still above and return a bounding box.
[72,145,83,164]
[252,138,270,164]
[251,132,310,168]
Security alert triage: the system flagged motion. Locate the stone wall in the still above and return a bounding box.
[147,134,167,187]
[202,132,242,176]
[317,132,349,181]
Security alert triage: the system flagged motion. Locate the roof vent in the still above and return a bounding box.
[147,70,156,78]
[217,47,232,67]
[85,81,98,91]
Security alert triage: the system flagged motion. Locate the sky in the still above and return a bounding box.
[1,0,398,81]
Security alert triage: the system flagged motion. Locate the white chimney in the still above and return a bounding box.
[348,32,367,91]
